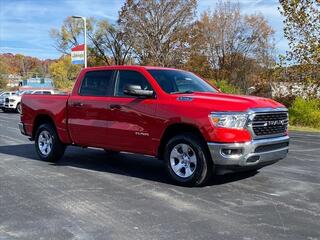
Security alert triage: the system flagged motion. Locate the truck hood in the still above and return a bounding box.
[177,92,285,112]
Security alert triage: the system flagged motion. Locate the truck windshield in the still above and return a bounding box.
[147,69,217,94]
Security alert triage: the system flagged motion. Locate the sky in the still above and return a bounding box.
[0,0,289,60]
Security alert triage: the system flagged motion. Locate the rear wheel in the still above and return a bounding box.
[164,133,213,187]
[35,123,66,162]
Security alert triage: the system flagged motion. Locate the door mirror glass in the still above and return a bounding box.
[124,84,154,97]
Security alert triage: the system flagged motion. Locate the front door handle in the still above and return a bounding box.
[72,102,84,107]
[110,104,122,110]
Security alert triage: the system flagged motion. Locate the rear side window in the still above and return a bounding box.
[115,70,152,97]
[80,70,114,96]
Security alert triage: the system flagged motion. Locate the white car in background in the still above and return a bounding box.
[0,92,16,112]
[4,89,54,113]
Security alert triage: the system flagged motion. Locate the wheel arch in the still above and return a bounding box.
[157,123,208,160]
[32,114,57,140]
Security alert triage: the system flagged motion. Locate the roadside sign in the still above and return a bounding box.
[71,44,85,65]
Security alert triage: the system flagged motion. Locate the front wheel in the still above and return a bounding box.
[164,133,213,187]
[35,123,66,162]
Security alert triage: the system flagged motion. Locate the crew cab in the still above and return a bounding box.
[20,66,289,186]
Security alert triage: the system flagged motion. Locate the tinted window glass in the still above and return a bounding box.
[115,70,152,96]
[80,70,114,96]
[148,70,217,94]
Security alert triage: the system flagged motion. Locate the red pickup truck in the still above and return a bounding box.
[20,66,289,186]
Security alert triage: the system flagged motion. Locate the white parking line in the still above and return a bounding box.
[0,135,26,144]
[0,123,18,131]
[0,114,19,120]
[0,119,11,123]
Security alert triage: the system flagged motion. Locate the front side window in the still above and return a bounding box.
[148,69,217,94]
[115,70,152,97]
[80,70,114,96]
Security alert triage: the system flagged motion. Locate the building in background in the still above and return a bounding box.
[19,77,54,91]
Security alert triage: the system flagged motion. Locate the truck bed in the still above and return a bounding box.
[21,94,71,143]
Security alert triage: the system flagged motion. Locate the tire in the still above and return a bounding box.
[104,149,120,155]
[16,103,21,114]
[164,133,213,187]
[35,123,66,162]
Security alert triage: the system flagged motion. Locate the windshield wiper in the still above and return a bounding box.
[170,90,194,94]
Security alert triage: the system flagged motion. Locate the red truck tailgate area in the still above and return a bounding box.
[21,94,71,143]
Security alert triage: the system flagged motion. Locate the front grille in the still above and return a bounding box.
[252,111,288,136]
[5,98,9,103]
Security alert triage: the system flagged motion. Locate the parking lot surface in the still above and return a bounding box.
[0,112,319,240]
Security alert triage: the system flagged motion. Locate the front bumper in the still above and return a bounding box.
[4,103,16,109]
[207,135,289,174]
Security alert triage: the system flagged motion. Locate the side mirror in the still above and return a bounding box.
[123,84,154,97]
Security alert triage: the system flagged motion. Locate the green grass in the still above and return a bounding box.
[289,125,320,133]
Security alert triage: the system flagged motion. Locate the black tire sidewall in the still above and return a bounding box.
[104,149,120,155]
[164,134,211,186]
[35,123,64,162]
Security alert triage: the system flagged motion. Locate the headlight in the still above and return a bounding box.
[209,112,248,129]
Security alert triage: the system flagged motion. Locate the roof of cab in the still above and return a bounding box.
[82,65,182,71]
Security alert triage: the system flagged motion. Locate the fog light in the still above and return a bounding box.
[221,148,242,156]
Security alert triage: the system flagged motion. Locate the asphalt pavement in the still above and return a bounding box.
[0,111,319,240]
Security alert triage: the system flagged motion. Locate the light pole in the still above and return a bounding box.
[72,15,87,68]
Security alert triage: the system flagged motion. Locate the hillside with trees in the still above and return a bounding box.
[0,53,55,89]
[0,53,53,78]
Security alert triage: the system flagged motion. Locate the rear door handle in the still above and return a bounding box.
[72,102,83,107]
[110,104,122,110]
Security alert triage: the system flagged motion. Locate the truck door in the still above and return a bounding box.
[68,70,115,148]
[106,70,158,155]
